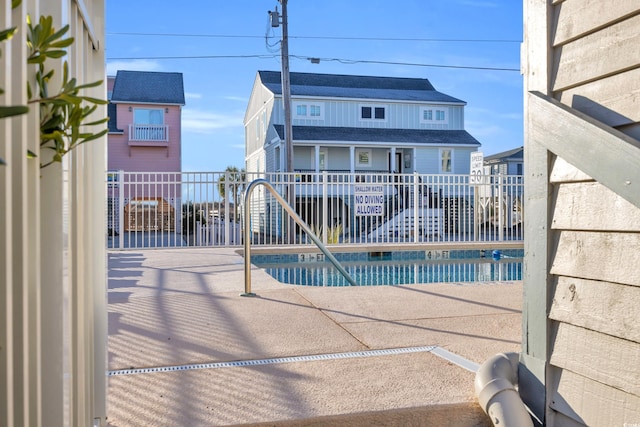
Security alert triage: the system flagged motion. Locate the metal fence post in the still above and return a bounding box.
[118,170,125,249]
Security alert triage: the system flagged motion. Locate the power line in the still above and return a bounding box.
[291,55,520,72]
[106,31,522,44]
[106,53,520,72]
[107,54,279,60]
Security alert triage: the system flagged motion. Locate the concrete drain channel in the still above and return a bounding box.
[108,345,479,377]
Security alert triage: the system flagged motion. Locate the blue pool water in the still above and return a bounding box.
[252,249,523,286]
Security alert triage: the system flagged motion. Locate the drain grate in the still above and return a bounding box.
[108,345,477,377]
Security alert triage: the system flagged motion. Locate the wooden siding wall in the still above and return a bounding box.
[523,1,640,426]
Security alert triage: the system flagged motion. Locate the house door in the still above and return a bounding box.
[388,152,402,173]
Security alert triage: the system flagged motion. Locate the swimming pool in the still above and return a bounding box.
[252,249,523,286]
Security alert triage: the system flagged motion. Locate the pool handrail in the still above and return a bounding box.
[242,178,357,296]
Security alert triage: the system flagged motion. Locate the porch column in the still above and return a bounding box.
[349,146,355,173]
[390,147,397,172]
[315,145,320,173]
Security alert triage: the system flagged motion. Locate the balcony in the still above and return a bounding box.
[128,124,169,146]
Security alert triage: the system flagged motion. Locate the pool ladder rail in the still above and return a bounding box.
[241,178,357,296]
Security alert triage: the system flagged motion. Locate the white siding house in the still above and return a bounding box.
[244,71,481,176]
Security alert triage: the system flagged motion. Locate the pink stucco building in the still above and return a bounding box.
[107,70,185,233]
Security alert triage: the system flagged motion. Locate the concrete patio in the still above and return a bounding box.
[106,247,522,426]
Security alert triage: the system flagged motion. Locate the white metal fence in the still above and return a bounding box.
[107,171,524,249]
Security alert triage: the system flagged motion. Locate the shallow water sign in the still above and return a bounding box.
[354,184,384,216]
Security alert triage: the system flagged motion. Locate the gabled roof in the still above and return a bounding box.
[258,71,465,104]
[111,70,185,105]
[484,146,524,163]
[274,125,481,146]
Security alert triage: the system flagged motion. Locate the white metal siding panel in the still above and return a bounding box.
[296,99,463,130]
[1,1,108,426]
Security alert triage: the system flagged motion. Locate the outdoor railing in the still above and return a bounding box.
[128,124,169,143]
[106,170,524,249]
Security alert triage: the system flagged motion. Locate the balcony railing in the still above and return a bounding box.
[128,124,169,145]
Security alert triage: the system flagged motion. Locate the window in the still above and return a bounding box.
[294,102,323,119]
[319,150,326,170]
[421,107,448,124]
[360,105,386,121]
[131,108,166,141]
[262,110,267,135]
[356,149,372,167]
[275,146,281,171]
[134,108,163,125]
[440,149,452,173]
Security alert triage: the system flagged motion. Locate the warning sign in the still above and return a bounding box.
[354,185,384,216]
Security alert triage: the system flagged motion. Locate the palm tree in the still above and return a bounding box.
[218,166,246,222]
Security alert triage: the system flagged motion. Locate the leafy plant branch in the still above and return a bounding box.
[26,14,108,168]
[0,0,29,165]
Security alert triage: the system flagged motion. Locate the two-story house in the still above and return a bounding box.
[244,70,481,176]
[107,70,185,234]
[244,71,482,240]
[484,146,524,176]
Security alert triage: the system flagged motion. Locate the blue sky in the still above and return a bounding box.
[106,0,523,172]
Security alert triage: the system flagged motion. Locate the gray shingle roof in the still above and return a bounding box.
[259,71,465,104]
[485,146,524,162]
[111,71,185,105]
[274,125,481,146]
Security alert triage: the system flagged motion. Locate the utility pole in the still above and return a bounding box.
[270,2,293,173]
[270,1,295,243]
[280,0,293,175]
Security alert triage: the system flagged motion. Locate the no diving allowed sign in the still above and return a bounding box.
[354,185,384,216]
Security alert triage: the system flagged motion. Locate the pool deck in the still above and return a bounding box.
[107,247,523,427]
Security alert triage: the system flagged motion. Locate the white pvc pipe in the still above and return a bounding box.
[474,352,533,427]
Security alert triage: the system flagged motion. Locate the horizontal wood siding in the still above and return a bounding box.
[525,1,640,425]
[264,144,276,172]
[549,322,640,396]
[557,68,640,129]
[550,277,640,344]
[552,182,640,231]
[552,0,640,45]
[551,14,640,92]
[551,230,640,287]
[550,368,640,426]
